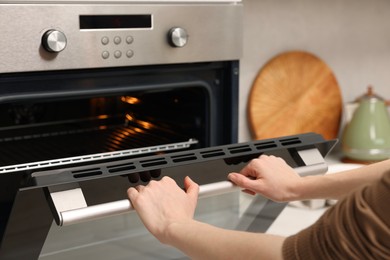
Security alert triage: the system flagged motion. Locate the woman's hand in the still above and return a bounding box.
[127,176,199,244]
[129,174,286,260]
[228,155,303,202]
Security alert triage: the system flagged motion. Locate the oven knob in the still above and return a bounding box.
[41,30,67,53]
[168,27,188,47]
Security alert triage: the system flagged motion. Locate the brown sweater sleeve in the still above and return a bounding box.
[282,171,390,260]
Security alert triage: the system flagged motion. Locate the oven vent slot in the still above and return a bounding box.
[200,149,226,158]
[228,145,251,154]
[224,154,257,165]
[140,158,168,167]
[171,153,197,163]
[254,141,277,150]
[280,137,302,146]
[107,163,136,173]
[72,168,102,178]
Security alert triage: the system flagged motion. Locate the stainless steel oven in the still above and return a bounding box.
[0,1,336,259]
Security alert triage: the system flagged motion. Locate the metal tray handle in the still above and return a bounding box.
[57,181,239,226]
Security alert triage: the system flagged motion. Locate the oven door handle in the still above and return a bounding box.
[55,181,240,226]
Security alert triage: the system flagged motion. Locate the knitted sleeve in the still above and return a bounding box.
[282,171,390,260]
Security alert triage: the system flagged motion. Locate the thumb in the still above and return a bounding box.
[228,173,260,192]
[228,172,248,186]
[184,176,199,201]
[127,187,139,206]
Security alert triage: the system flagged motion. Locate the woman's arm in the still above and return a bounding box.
[167,220,285,260]
[228,155,390,201]
[127,156,390,259]
[127,158,390,259]
[127,176,285,260]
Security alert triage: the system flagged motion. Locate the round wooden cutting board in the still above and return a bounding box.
[248,51,343,140]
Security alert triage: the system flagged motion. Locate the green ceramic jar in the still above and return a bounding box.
[342,87,390,161]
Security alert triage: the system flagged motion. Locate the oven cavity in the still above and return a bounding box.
[0,60,239,174]
[0,85,211,172]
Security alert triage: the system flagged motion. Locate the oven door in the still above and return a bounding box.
[38,186,278,260]
[0,133,336,260]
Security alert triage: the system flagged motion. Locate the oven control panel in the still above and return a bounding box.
[0,3,242,73]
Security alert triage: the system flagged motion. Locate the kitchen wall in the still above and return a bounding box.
[239,0,390,142]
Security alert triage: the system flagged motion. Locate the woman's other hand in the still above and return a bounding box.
[127,176,199,244]
[228,155,303,202]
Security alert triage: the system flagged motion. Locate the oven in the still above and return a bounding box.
[0,1,336,259]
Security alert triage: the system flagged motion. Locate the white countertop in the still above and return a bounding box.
[266,205,328,236]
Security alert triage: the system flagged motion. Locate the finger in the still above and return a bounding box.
[242,189,256,196]
[135,185,145,192]
[237,164,252,177]
[228,172,248,184]
[228,173,263,192]
[127,187,139,201]
[184,176,199,201]
[239,159,262,178]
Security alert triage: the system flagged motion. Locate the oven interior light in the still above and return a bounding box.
[121,96,140,105]
[97,115,109,119]
[125,114,134,121]
[138,120,153,130]
[124,114,153,130]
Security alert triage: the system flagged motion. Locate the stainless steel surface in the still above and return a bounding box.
[54,180,240,226]
[296,148,329,176]
[50,188,88,220]
[2,0,241,3]
[0,2,242,73]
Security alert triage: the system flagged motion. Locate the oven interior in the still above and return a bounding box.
[0,86,206,165]
[0,62,238,171]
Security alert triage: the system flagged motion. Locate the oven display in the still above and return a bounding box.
[79,15,152,29]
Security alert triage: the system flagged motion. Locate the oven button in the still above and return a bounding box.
[114,36,122,45]
[126,36,134,44]
[114,50,122,58]
[101,36,109,45]
[126,50,134,58]
[101,51,110,59]
[168,27,188,47]
[41,30,67,53]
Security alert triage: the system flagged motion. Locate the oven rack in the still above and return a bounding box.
[0,138,198,174]
[0,114,197,171]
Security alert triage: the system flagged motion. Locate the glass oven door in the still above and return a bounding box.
[39,189,279,260]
